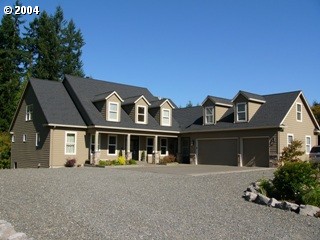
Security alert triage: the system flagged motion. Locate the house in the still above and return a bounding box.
[9,75,320,168]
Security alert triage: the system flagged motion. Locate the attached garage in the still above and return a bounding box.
[242,138,269,167]
[197,138,238,166]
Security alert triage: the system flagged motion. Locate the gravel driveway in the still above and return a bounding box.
[0,167,319,239]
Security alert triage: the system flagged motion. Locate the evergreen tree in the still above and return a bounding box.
[0,1,24,131]
[61,19,85,77]
[24,6,85,81]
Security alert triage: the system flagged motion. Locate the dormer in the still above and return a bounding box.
[122,95,151,124]
[201,96,233,125]
[92,91,123,122]
[232,91,266,123]
[149,98,175,127]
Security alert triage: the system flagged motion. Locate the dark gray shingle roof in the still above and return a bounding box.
[30,78,86,126]
[234,90,266,102]
[174,91,301,132]
[63,75,180,131]
[207,96,232,106]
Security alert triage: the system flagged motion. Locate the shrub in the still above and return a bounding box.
[302,187,320,207]
[272,162,319,203]
[141,151,146,161]
[99,160,107,166]
[160,154,176,165]
[0,132,11,168]
[65,158,76,167]
[277,140,304,166]
[118,156,126,165]
[259,179,275,197]
[128,159,137,165]
[0,159,10,169]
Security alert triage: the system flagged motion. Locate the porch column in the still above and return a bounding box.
[94,131,100,165]
[153,135,159,164]
[126,134,132,160]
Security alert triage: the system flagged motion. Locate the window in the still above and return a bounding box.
[147,138,154,154]
[305,136,311,154]
[26,105,33,121]
[137,106,147,124]
[108,135,117,155]
[160,138,167,155]
[108,102,119,121]
[65,132,76,155]
[90,134,101,153]
[36,133,40,147]
[23,134,27,142]
[296,103,302,122]
[161,109,171,126]
[11,135,15,143]
[205,106,214,124]
[236,103,247,122]
[287,134,294,146]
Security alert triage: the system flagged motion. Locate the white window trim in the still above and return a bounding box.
[204,106,214,125]
[65,131,77,155]
[296,103,302,122]
[305,135,311,154]
[22,134,27,143]
[160,138,168,156]
[136,105,147,124]
[36,132,40,147]
[161,108,171,126]
[25,104,33,121]
[108,102,120,122]
[287,133,294,146]
[11,135,15,143]
[236,102,247,122]
[146,137,154,155]
[108,135,117,156]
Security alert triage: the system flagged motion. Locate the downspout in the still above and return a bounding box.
[49,128,53,168]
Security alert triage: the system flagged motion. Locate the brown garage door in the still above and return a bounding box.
[243,138,269,167]
[197,139,238,165]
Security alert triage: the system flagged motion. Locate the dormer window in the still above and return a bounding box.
[205,106,214,124]
[161,108,171,126]
[108,102,119,122]
[137,105,147,124]
[236,103,247,122]
[296,103,302,122]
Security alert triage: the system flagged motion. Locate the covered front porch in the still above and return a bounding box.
[88,130,178,164]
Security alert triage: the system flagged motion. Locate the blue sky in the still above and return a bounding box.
[1,0,320,107]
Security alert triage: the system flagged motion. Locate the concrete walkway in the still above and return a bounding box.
[117,163,274,176]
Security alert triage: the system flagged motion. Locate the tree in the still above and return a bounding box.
[277,140,305,166]
[24,6,85,81]
[186,101,193,108]
[0,0,25,131]
[311,101,320,126]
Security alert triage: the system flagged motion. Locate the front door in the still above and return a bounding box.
[181,137,190,163]
[130,136,139,160]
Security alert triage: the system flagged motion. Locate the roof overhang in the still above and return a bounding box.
[105,91,124,102]
[181,125,281,134]
[134,95,151,106]
[160,99,175,109]
[45,123,88,129]
[231,91,266,103]
[88,125,180,134]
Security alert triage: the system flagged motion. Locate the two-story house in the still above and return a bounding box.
[9,75,320,168]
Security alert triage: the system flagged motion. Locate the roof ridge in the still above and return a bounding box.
[262,90,302,97]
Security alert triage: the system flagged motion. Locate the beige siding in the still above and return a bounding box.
[11,85,50,168]
[233,95,247,122]
[51,129,88,167]
[279,96,317,160]
[248,102,262,120]
[216,106,229,122]
[106,94,122,122]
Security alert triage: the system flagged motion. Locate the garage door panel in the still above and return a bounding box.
[198,139,238,166]
[243,138,269,167]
